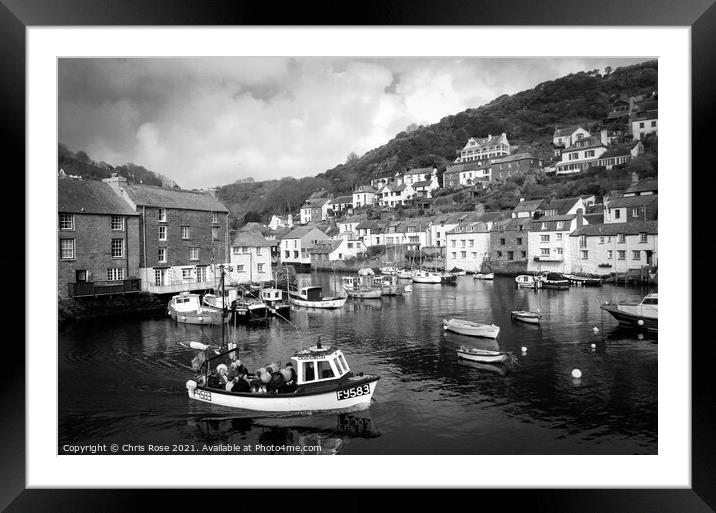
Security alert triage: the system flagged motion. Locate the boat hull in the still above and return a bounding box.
[474,273,494,280]
[344,287,383,299]
[443,320,500,339]
[600,304,658,332]
[289,296,347,309]
[457,350,508,364]
[511,311,541,324]
[411,274,442,284]
[168,306,228,325]
[187,376,379,412]
[542,281,570,290]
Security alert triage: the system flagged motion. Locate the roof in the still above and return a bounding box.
[283,225,326,239]
[339,216,363,224]
[564,135,607,151]
[624,179,658,194]
[584,213,604,225]
[554,125,585,137]
[404,167,434,176]
[599,141,641,159]
[607,195,658,209]
[631,109,658,121]
[307,190,329,199]
[231,231,273,247]
[239,222,265,233]
[303,197,330,208]
[308,240,343,255]
[271,226,292,239]
[412,180,431,188]
[331,195,353,205]
[492,217,532,231]
[528,214,578,231]
[382,183,407,192]
[571,220,657,237]
[492,152,536,164]
[121,183,229,212]
[355,220,384,231]
[354,185,377,194]
[605,110,630,120]
[447,221,491,234]
[513,199,547,213]
[544,197,581,215]
[58,179,138,216]
[464,133,507,150]
[445,161,489,174]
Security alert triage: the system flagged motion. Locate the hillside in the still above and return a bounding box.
[58,144,176,188]
[217,60,657,224]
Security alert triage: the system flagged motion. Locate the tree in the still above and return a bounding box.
[346,152,359,163]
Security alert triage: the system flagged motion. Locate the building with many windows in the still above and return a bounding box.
[455,133,510,162]
[58,178,141,298]
[279,225,331,270]
[445,221,494,273]
[526,212,587,274]
[228,229,273,284]
[103,174,230,294]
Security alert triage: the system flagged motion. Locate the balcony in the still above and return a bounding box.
[145,279,216,295]
[68,278,141,298]
[534,255,564,262]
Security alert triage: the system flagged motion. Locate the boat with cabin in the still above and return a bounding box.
[261,288,291,317]
[288,286,347,309]
[185,342,379,412]
[442,318,500,338]
[168,294,227,325]
[342,273,383,299]
[515,274,541,289]
[600,293,658,332]
[411,269,442,284]
[539,272,570,290]
[373,274,405,296]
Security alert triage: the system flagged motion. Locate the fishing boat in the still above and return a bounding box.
[168,292,228,325]
[442,318,500,338]
[202,286,239,310]
[410,269,442,284]
[564,274,603,287]
[600,293,658,332]
[261,288,291,317]
[515,274,541,289]
[539,272,570,290]
[473,273,494,280]
[185,342,379,412]
[288,286,347,309]
[456,345,510,364]
[449,267,467,276]
[511,310,542,324]
[373,274,405,296]
[440,272,458,284]
[342,275,383,299]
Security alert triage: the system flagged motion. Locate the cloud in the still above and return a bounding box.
[58,57,647,188]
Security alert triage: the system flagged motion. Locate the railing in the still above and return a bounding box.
[68,278,141,298]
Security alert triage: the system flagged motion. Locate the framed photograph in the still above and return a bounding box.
[7,0,713,510]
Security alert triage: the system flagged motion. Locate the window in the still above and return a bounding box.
[640,232,648,243]
[496,251,502,257]
[111,238,124,258]
[556,233,563,241]
[158,226,167,241]
[284,250,289,258]
[614,209,621,219]
[158,248,166,262]
[212,226,219,240]
[507,251,514,260]
[521,251,527,258]
[556,221,564,230]
[556,247,564,255]
[500,238,506,245]
[599,236,605,244]
[317,360,335,379]
[451,240,456,247]
[618,233,626,243]
[541,248,550,256]
[632,250,641,260]
[154,269,165,286]
[190,247,199,261]
[59,213,74,230]
[196,266,207,282]
[639,122,645,128]
[107,268,125,281]
[111,216,124,231]
[460,251,466,258]
[541,222,548,230]
[60,238,75,259]
[236,265,245,272]
[257,263,264,273]
[256,247,262,255]
[586,150,595,158]
[75,270,87,282]
[181,226,190,239]
[651,121,656,127]
[158,208,167,222]
[469,240,474,247]
[303,361,316,382]
[451,252,457,258]
[581,250,589,259]
[182,268,193,280]
[579,235,587,248]
[540,235,550,242]
[212,212,219,224]
[618,250,626,260]
[516,237,522,245]
[294,251,299,259]
[608,250,613,259]
[632,208,640,217]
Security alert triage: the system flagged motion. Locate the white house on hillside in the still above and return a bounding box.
[445,221,494,273]
[456,133,510,162]
[268,214,293,230]
[352,185,377,208]
[527,212,587,274]
[552,125,591,149]
[555,131,609,175]
[279,225,330,267]
[378,183,415,207]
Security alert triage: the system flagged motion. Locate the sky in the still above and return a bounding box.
[58,57,647,189]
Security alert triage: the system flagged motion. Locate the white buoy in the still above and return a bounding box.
[521,346,527,353]
[593,326,599,333]
[571,369,582,379]
[590,343,596,349]
[637,319,644,326]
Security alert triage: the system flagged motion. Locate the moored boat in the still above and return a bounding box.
[411,269,442,284]
[397,269,412,279]
[373,274,405,296]
[261,288,291,317]
[539,272,570,290]
[449,267,467,276]
[474,273,494,280]
[600,293,658,331]
[379,266,399,276]
[342,275,383,299]
[515,274,540,289]
[185,343,379,412]
[288,286,347,309]
[168,292,228,325]
[511,310,542,324]
[440,272,458,284]
[456,345,510,364]
[442,318,500,338]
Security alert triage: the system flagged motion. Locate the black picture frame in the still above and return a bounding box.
[5,0,712,511]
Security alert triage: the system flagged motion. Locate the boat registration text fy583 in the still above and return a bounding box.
[337,384,370,401]
[193,389,212,401]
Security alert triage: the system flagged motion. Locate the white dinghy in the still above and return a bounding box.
[442,318,500,339]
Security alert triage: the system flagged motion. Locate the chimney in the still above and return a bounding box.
[631,172,639,184]
[576,208,584,228]
[600,129,609,146]
[102,173,127,193]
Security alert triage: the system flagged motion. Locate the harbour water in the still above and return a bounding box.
[59,274,657,455]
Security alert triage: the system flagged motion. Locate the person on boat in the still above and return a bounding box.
[279,362,298,393]
[267,370,285,394]
[227,360,249,381]
[208,364,229,389]
[231,371,251,393]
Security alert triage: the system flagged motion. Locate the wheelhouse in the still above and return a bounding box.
[641,293,658,305]
[171,292,201,311]
[298,286,324,301]
[261,288,284,302]
[291,345,351,386]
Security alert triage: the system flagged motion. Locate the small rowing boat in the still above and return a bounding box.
[511,310,542,324]
[442,318,500,338]
[456,345,510,364]
[474,273,494,280]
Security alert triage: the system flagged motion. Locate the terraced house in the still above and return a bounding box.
[103,174,230,294]
[527,211,587,274]
[228,228,273,284]
[455,133,510,162]
[58,178,141,298]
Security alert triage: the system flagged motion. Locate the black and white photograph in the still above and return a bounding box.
[56,55,660,457]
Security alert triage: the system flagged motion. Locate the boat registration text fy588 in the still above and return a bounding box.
[337,384,371,401]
